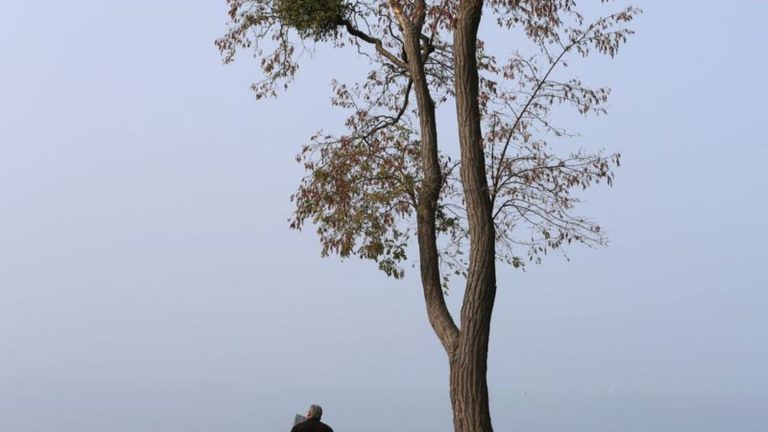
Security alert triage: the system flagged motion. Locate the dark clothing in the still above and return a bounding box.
[291,417,333,432]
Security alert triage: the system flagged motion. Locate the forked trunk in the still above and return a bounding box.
[404,1,497,431]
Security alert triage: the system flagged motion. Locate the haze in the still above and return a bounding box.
[1,1,766,431]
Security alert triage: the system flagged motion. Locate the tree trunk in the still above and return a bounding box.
[398,9,461,355]
[451,1,497,431]
[450,345,493,432]
[398,1,497,431]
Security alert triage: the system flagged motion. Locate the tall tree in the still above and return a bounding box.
[218,1,639,431]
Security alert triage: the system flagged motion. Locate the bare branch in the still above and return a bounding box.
[339,18,409,69]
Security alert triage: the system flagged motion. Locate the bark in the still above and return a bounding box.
[398,2,497,431]
[451,1,497,431]
[398,8,460,354]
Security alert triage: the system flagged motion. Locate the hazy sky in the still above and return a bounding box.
[1,1,766,431]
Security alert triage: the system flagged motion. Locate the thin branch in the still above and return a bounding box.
[490,45,571,203]
[340,19,409,69]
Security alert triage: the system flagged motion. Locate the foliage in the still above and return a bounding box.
[219,4,639,429]
[275,0,347,40]
[218,0,640,285]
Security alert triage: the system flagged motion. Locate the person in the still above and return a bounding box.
[291,404,333,432]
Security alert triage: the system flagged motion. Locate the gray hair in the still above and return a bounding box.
[308,404,323,420]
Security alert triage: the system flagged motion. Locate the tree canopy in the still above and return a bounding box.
[218,2,638,430]
[217,0,638,286]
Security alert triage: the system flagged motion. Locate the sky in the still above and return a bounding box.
[0,1,766,431]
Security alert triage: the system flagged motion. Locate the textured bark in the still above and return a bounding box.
[396,2,497,431]
[399,9,460,354]
[451,1,497,431]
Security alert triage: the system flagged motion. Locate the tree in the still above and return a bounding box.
[217,1,639,431]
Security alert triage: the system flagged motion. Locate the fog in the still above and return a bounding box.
[1,1,766,431]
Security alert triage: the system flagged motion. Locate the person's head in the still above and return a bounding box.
[306,404,323,420]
